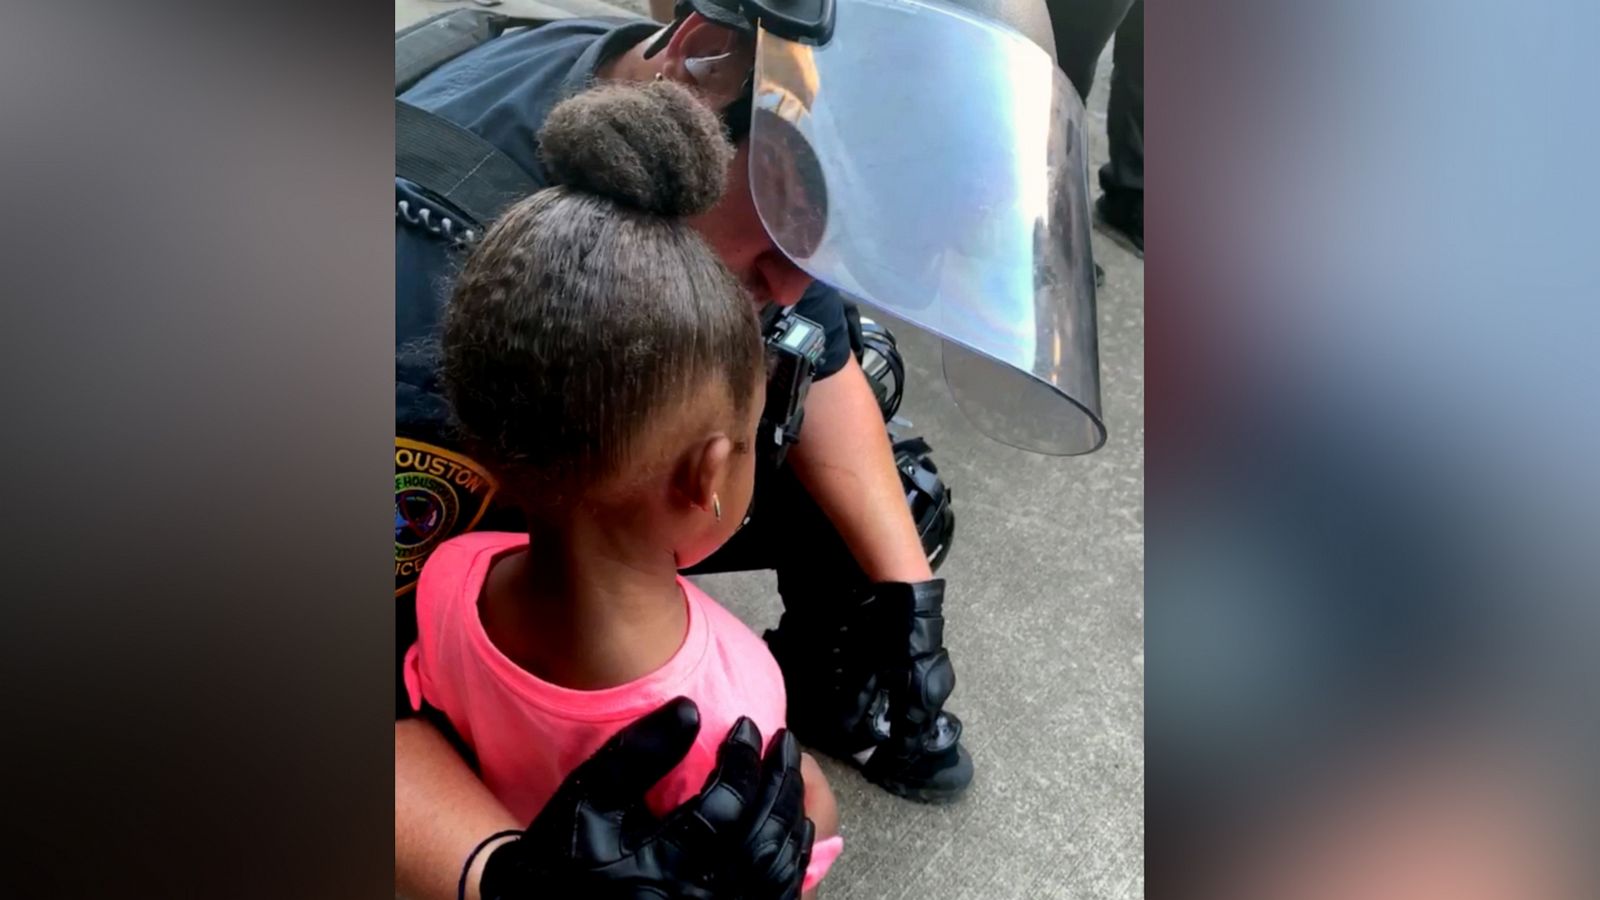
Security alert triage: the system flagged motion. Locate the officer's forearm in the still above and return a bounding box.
[789,356,935,584]
[396,718,521,900]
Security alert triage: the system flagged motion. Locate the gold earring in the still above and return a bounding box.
[712,494,722,521]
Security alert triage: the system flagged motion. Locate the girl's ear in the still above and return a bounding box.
[671,433,734,513]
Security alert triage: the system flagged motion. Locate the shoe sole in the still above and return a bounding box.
[802,742,972,804]
[1093,207,1144,259]
[871,775,970,804]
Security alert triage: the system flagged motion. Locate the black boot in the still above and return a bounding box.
[1094,191,1143,258]
[766,579,974,802]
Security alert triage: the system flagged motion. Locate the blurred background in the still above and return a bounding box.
[1146,2,1600,897]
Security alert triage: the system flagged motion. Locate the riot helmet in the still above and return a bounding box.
[654,0,1106,455]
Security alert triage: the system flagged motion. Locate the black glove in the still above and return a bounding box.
[724,717,814,900]
[478,697,814,900]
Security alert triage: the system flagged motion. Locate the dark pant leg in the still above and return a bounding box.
[1099,0,1144,202]
[680,459,870,602]
[688,445,968,794]
[1045,0,1136,102]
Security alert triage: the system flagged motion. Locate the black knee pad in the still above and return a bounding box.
[894,437,955,571]
[857,315,905,422]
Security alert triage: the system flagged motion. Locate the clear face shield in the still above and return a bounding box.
[746,0,1106,455]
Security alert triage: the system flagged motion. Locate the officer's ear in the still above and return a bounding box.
[671,433,734,517]
[661,13,755,109]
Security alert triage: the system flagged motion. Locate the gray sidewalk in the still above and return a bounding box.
[396,4,1144,896]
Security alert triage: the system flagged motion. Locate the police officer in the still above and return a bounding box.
[397,0,1105,894]
[1044,0,1144,255]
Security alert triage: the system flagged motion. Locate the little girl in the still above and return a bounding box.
[402,80,841,894]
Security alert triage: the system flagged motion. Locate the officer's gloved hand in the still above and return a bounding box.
[725,718,815,900]
[478,696,813,900]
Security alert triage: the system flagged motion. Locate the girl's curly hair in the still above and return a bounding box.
[441,80,763,509]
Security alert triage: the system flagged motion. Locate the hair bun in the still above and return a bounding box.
[538,80,735,217]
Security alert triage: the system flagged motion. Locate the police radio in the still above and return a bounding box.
[759,306,827,466]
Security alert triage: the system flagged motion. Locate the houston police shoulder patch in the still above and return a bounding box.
[395,437,497,595]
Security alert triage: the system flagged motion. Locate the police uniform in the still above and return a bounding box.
[394,17,855,716]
